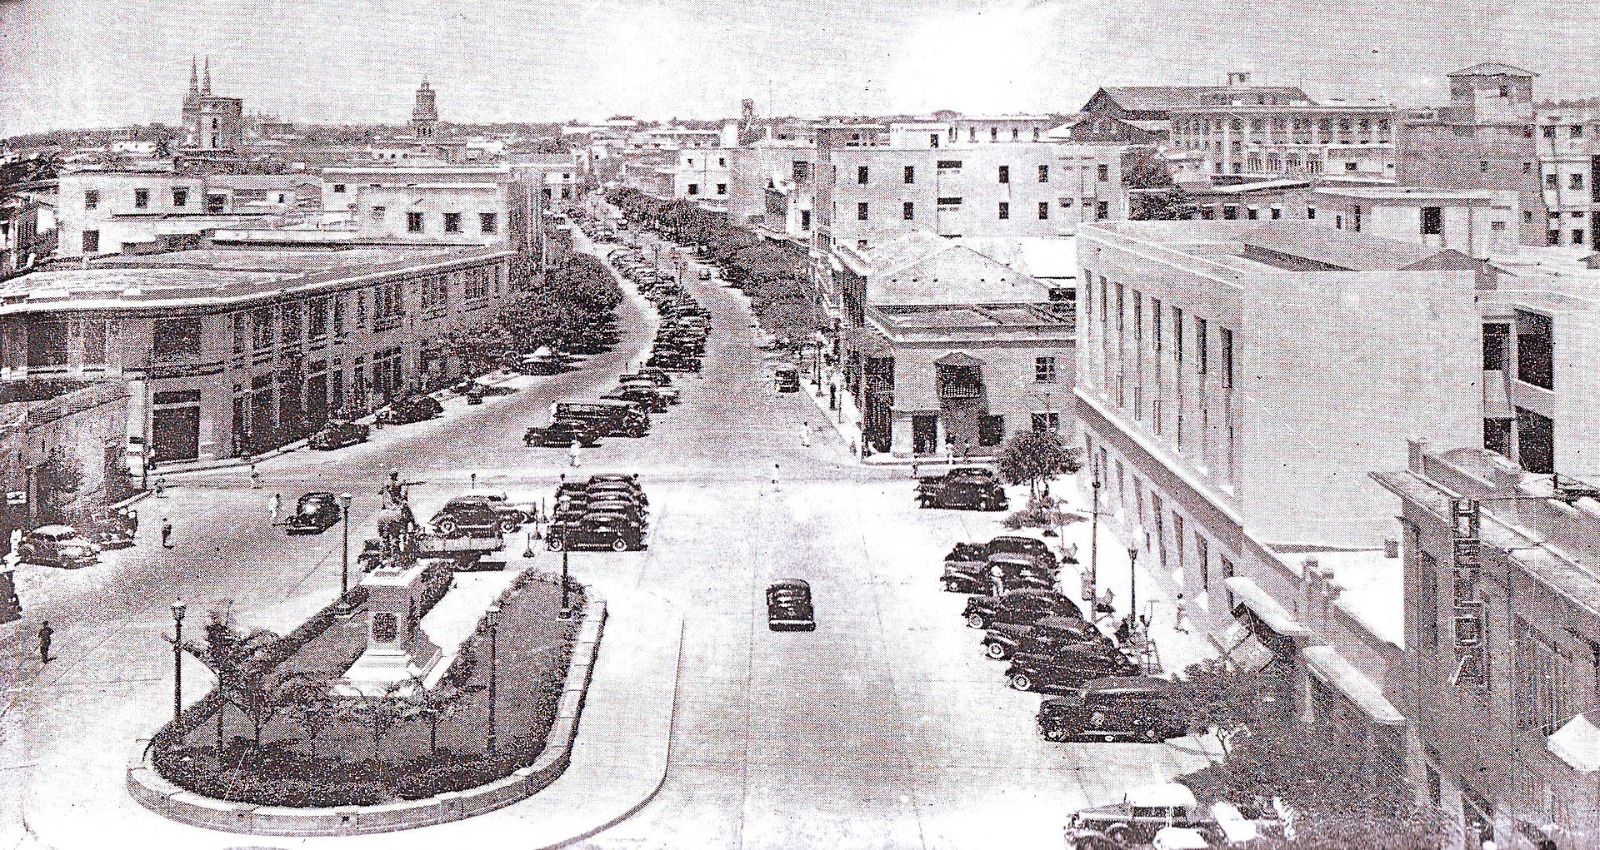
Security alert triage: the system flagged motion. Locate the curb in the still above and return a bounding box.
[125,573,607,837]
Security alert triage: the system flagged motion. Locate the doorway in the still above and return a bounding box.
[912,414,938,455]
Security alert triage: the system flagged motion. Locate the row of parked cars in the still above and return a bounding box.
[548,474,649,551]
[939,534,1188,745]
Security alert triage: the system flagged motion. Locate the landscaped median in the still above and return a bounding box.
[125,569,607,836]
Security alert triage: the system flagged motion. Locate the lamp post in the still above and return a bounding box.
[486,602,500,755]
[338,492,353,599]
[560,547,571,618]
[171,599,186,724]
[1088,470,1102,597]
[1128,546,1139,626]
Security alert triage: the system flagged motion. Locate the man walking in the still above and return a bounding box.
[269,492,282,525]
[568,439,582,469]
[249,462,261,490]
[37,621,52,664]
[799,421,811,447]
[161,518,174,549]
[1174,593,1192,634]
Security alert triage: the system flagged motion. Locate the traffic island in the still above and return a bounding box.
[127,569,607,836]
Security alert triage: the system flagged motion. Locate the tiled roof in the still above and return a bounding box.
[1448,62,1538,78]
[1097,85,1311,112]
[862,231,1049,306]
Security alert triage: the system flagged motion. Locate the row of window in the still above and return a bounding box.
[850,163,1079,186]
[1087,273,1236,386]
[865,200,1056,222]
[684,183,727,196]
[84,188,224,213]
[1175,115,1392,137]
[1085,439,1235,596]
[399,211,498,234]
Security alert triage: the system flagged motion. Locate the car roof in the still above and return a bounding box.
[988,552,1039,565]
[32,524,76,537]
[1035,616,1090,631]
[769,579,810,590]
[300,492,336,500]
[1083,675,1175,695]
[1003,589,1063,602]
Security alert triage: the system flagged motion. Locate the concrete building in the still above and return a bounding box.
[0,240,514,465]
[180,58,243,153]
[1374,443,1600,850]
[1169,100,1397,182]
[0,196,41,278]
[55,168,302,259]
[1398,63,1548,247]
[0,381,131,552]
[1078,79,1315,143]
[1532,97,1600,249]
[317,164,533,253]
[1308,185,1520,258]
[729,139,816,231]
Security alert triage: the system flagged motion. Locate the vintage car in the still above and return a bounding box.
[1005,645,1141,694]
[986,534,1060,570]
[766,579,816,631]
[625,367,675,388]
[1064,783,1209,850]
[525,420,602,448]
[581,499,648,529]
[464,384,485,405]
[982,617,1114,661]
[602,384,668,414]
[917,476,1009,511]
[916,466,1000,494]
[619,376,680,405]
[547,512,645,552]
[309,419,371,450]
[774,367,800,393]
[83,505,138,549]
[552,401,649,438]
[17,525,100,568]
[286,492,344,535]
[941,552,1054,595]
[585,477,648,503]
[429,497,519,537]
[1038,676,1187,743]
[519,347,569,375]
[377,394,443,425]
[961,589,1082,630]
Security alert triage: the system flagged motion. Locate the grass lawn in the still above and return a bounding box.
[155,574,582,807]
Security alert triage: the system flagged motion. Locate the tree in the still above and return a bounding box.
[997,430,1080,497]
[1121,146,1175,190]
[34,447,83,526]
[178,603,291,749]
[1130,188,1198,221]
[334,681,412,763]
[276,671,340,756]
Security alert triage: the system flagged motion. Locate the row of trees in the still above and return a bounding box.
[608,187,826,350]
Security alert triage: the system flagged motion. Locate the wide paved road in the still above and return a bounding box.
[0,230,1211,850]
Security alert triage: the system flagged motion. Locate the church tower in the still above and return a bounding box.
[412,79,439,140]
[179,57,244,153]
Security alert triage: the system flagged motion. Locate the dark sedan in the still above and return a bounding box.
[547,513,645,551]
[286,492,343,535]
[1038,676,1187,743]
[309,419,371,450]
[962,589,1083,630]
[1005,646,1140,694]
[525,420,601,448]
[766,579,815,631]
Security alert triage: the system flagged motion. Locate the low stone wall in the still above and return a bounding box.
[126,572,606,836]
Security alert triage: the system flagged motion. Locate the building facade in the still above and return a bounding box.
[1169,102,1397,182]
[55,169,283,259]
[180,58,244,153]
[1532,98,1600,249]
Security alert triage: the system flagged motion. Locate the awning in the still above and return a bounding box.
[1301,645,1405,727]
[1547,709,1600,773]
[1212,620,1277,674]
[1224,577,1312,639]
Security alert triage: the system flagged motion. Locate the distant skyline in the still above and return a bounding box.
[3,0,1600,137]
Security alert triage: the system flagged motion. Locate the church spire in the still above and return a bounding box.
[189,56,199,93]
[202,57,211,95]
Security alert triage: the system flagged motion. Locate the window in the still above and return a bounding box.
[1096,164,1109,182]
[443,212,462,233]
[718,157,726,167]
[1173,306,1184,362]
[857,202,869,221]
[998,202,1009,220]
[716,183,727,195]
[1421,206,1442,236]
[134,188,149,209]
[1306,206,1316,220]
[280,302,301,345]
[1220,327,1233,388]
[1031,412,1061,434]
[152,317,202,360]
[252,307,274,349]
[902,201,914,221]
[1514,617,1572,735]
[1546,173,1559,190]
[205,194,225,214]
[332,295,345,336]
[172,187,188,207]
[1095,201,1108,220]
[1574,125,1585,138]
[990,127,998,141]
[77,322,107,365]
[998,165,1010,184]
[1152,298,1162,350]
[1035,356,1057,383]
[81,230,99,254]
[687,183,699,196]
[937,159,963,170]
[1573,173,1586,190]
[1270,206,1281,220]
[1575,229,1586,246]
[308,298,328,339]
[479,213,497,234]
[1196,534,1209,590]
[1549,229,1561,246]
[904,165,915,184]
[929,133,939,148]
[1195,317,1208,374]
[978,414,1005,447]
[232,312,246,354]
[1038,201,1049,220]
[406,212,424,233]
[1038,164,1049,182]
[84,189,99,209]
[857,166,869,185]
[792,160,809,182]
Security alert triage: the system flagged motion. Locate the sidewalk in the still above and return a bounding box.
[21,578,684,850]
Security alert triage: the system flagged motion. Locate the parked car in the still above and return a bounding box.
[775,367,800,393]
[982,618,1112,661]
[962,589,1083,630]
[916,466,999,494]
[917,476,1008,511]
[602,384,668,413]
[1064,783,1208,850]
[525,420,601,448]
[987,534,1060,570]
[620,376,680,405]
[455,492,538,529]
[1038,676,1187,743]
[698,266,712,280]
[17,525,100,568]
[766,579,815,631]
[941,552,1053,595]
[1004,645,1140,693]
[547,512,645,551]
[286,492,343,535]
[465,385,485,405]
[585,480,648,505]
[309,419,371,450]
[552,401,649,438]
[377,394,443,425]
[82,506,138,549]
[429,497,518,537]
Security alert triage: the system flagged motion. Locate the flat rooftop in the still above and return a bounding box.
[1312,185,1500,202]
[1089,220,1451,273]
[872,302,1073,332]
[0,245,499,313]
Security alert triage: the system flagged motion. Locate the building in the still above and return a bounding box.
[1532,97,1600,249]
[729,138,816,231]
[54,168,302,259]
[1308,185,1519,257]
[830,230,1073,455]
[0,240,515,465]
[0,196,41,278]
[1397,63,1548,247]
[1078,78,1314,143]
[0,380,131,557]
[180,58,244,153]
[317,164,533,253]
[1168,100,1397,182]
[1373,443,1600,849]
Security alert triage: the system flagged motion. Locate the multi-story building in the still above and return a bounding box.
[180,58,243,153]
[1075,221,1486,775]
[55,168,306,259]
[1532,97,1600,249]
[317,164,533,254]
[1078,77,1314,144]
[1373,443,1599,849]
[729,138,816,230]
[1397,63,1548,247]
[0,239,515,466]
[1168,100,1397,182]
[1308,186,1520,258]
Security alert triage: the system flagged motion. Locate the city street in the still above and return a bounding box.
[0,234,1213,850]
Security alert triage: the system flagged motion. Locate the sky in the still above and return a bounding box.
[2,0,1599,137]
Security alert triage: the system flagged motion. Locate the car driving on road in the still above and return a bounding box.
[525,420,601,448]
[286,492,343,535]
[766,579,816,631]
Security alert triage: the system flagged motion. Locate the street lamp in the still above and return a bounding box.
[1128,546,1139,628]
[560,547,571,619]
[485,602,501,755]
[171,599,186,724]
[338,493,354,599]
[1088,471,1102,600]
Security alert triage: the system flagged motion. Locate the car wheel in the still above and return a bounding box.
[436,518,459,536]
[1105,824,1136,847]
[499,518,521,534]
[1140,727,1160,743]
[1042,726,1069,743]
[1008,673,1033,692]
[547,535,564,551]
[966,612,988,629]
[610,536,628,552]
[942,579,961,593]
[985,642,1009,660]
[1103,733,1118,743]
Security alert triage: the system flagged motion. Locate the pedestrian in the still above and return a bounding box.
[470,472,478,490]
[1174,593,1191,634]
[153,476,166,498]
[568,439,582,469]
[799,421,811,447]
[37,621,52,664]
[249,463,261,490]
[7,528,21,566]
[161,518,174,549]
[772,462,780,486]
[269,492,282,525]
[1115,615,1133,645]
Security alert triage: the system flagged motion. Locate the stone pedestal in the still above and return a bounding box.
[339,562,441,696]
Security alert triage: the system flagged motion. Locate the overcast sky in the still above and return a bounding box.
[2,0,1598,136]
